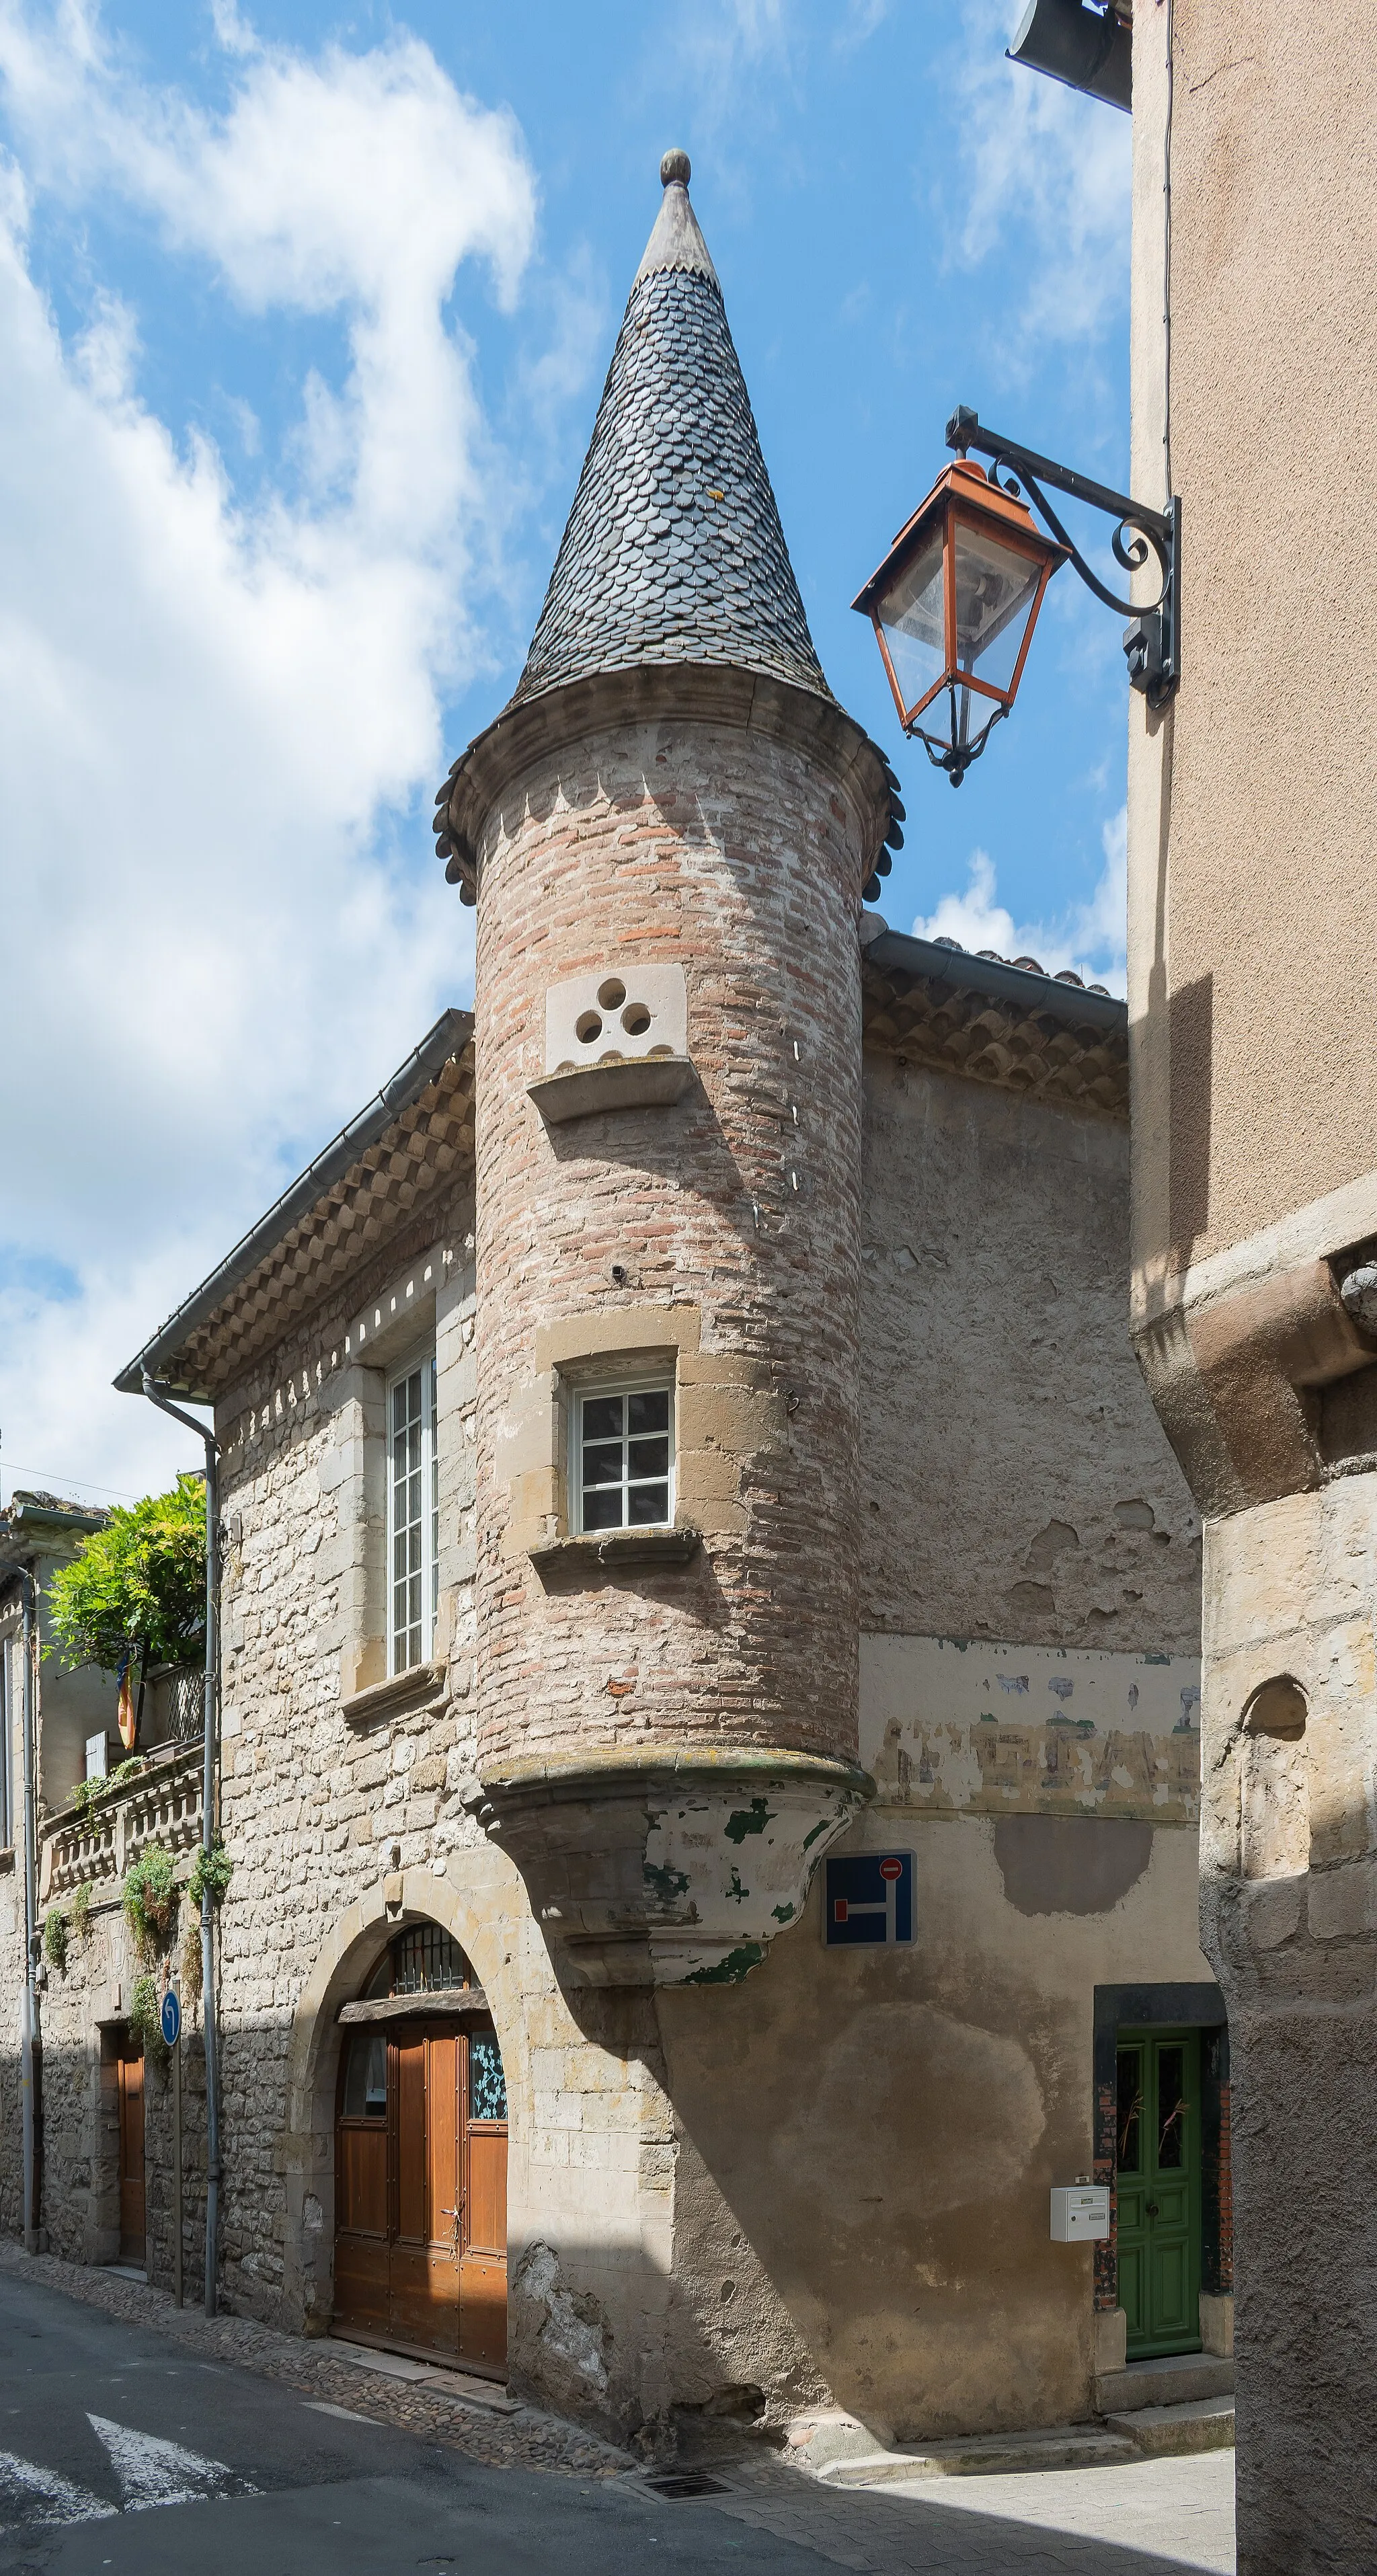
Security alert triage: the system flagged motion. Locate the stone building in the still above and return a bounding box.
[1119,5,1377,2565]
[7,155,1222,2458]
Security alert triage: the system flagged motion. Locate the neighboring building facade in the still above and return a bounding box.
[1122,8,1377,2569]
[7,157,1216,2453]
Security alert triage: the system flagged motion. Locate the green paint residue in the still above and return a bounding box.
[724,1798,774,1844]
[683,1943,765,1986]
[1144,1653,1170,1666]
[771,1902,795,1924]
[643,1861,691,1902]
[727,1868,747,1905]
[979,1711,996,1723]
[801,1818,830,1852]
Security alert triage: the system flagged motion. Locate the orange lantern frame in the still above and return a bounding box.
[851,455,1067,783]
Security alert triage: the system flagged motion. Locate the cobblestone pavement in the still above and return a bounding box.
[0,2247,1235,2574]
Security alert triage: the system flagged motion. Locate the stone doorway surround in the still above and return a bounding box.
[279,1850,531,2345]
[1091,1982,1232,2375]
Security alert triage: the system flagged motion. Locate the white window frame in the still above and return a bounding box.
[571,1378,676,1538]
[387,1352,438,1674]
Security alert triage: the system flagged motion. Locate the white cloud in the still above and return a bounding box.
[0,7,539,1505]
[912,804,1127,993]
[943,0,1132,361]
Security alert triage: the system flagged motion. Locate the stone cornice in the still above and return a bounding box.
[438,662,896,903]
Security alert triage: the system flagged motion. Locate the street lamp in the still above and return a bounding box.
[853,405,1180,787]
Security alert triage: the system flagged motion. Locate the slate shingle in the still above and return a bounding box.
[507,161,832,711]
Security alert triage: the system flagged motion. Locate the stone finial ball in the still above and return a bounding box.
[660,148,691,187]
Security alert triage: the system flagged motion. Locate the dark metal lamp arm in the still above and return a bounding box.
[945,405,1180,703]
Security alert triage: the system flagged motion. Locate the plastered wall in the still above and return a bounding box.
[861,1053,1201,1650]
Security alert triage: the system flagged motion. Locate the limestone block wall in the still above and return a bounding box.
[471,711,871,1776]
[6,1896,209,2289]
[1199,1477,1377,2573]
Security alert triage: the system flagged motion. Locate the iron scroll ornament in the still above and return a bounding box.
[945,405,1181,706]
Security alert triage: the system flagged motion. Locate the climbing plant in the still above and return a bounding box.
[42,1908,67,1974]
[70,1756,147,1826]
[46,1475,206,1676]
[122,1842,178,1964]
[128,1973,169,2066]
[186,1838,232,1913]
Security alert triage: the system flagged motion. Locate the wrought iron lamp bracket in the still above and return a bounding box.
[946,405,1181,706]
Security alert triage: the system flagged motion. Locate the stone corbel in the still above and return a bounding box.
[1134,1256,1377,1517]
[461,1743,873,1989]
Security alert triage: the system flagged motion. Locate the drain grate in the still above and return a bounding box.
[641,2472,732,2500]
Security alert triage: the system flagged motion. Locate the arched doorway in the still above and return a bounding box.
[333,1924,508,2373]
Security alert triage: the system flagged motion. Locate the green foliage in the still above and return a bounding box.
[70,1756,147,1826]
[46,1475,206,1676]
[129,1973,169,2066]
[186,1839,232,1912]
[122,1842,178,1963]
[42,1908,67,1974]
[71,1882,92,1939]
[181,1920,203,2004]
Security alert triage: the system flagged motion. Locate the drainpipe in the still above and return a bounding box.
[140,1378,221,2319]
[9,1562,40,2253]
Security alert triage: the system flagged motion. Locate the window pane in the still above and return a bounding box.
[1117,2047,1142,2174]
[628,1436,669,1479]
[583,1395,623,1443]
[876,528,947,717]
[1157,2045,1187,2170]
[627,1391,670,1436]
[952,520,1041,693]
[343,2032,387,2119]
[582,1443,623,1487]
[469,2031,508,2123]
[628,1482,670,1526]
[389,1361,434,1674]
[584,1486,623,1531]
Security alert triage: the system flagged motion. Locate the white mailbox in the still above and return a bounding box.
[1050,2184,1109,2242]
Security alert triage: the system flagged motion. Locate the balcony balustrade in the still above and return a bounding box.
[39,1742,204,1905]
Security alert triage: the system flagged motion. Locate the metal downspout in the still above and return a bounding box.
[13,1563,39,2253]
[140,1378,221,2319]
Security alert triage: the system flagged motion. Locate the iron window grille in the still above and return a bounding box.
[388,1355,438,1674]
[574,1384,674,1535]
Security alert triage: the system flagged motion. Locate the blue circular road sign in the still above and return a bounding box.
[160,1989,182,2049]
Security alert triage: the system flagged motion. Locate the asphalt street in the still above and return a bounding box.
[0,2269,822,2576]
[0,2267,1236,2576]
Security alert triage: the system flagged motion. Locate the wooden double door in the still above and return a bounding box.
[335,2018,508,2372]
[1117,2028,1202,2357]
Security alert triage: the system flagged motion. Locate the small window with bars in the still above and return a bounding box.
[388,1355,438,1673]
[574,1384,674,1534]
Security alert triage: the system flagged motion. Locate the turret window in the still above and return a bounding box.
[575,1386,674,1533]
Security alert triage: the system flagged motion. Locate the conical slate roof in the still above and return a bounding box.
[508,149,832,708]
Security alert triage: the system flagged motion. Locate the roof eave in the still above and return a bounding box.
[114,1008,474,1402]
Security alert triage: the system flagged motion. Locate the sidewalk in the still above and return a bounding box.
[705,2450,1236,2575]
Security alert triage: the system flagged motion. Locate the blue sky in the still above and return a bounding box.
[0,0,1133,1505]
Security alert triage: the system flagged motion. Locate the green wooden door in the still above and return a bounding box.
[1116,2029,1202,2358]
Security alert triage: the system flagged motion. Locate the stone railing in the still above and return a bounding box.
[39,1744,204,1905]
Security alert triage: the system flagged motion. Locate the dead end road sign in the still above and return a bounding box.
[824,1851,915,1945]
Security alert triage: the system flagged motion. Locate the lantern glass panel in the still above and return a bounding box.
[873,526,945,719]
[951,518,1044,698]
